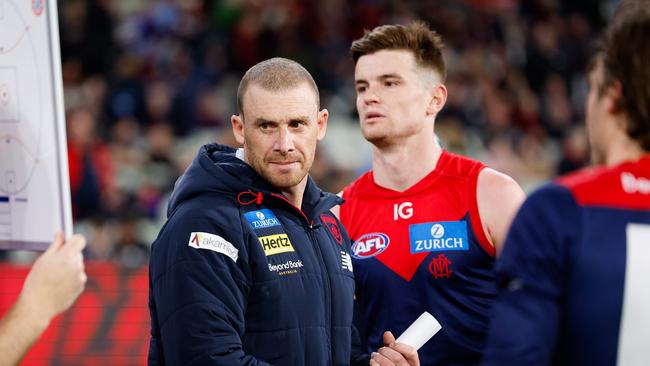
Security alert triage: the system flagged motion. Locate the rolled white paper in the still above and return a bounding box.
[395,311,442,350]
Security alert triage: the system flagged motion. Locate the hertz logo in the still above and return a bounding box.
[258,234,295,256]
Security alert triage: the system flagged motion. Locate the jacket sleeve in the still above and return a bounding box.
[339,216,371,366]
[481,184,581,365]
[350,322,371,366]
[149,212,272,366]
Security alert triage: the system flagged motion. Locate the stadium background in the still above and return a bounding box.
[0,0,619,364]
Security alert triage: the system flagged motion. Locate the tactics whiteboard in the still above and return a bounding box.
[0,0,72,250]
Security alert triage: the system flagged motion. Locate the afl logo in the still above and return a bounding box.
[352,233,390,259]
[32,0,45,16]
[430,224,445,238]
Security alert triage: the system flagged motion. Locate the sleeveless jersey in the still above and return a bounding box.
[341,150,496,365]
[482,156,650,366]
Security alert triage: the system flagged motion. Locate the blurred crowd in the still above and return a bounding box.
[51,0,617,266]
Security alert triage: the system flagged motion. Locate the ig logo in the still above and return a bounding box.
[393,202,413,221]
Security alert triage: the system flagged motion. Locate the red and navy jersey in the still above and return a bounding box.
[482,156,650,366]
[341,150,497,365]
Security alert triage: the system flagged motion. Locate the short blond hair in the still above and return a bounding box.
[236,57,319,116]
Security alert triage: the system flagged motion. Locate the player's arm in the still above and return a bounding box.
[481,184,579,365]
[0,233,86,366]
[477,168,526,255]
[149,215,271,366]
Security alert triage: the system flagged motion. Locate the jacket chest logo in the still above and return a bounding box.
[258,233,295,256]
[320,214,343,245]
[244,209,281,229]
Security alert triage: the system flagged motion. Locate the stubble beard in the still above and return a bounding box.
[246,147,309,190]
[361,123,391,148]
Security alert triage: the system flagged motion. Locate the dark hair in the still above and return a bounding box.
[350,21,446,82]
[598,14,650,150]
[236,57,319,116]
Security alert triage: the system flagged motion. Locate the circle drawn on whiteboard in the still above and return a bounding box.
[32,0,44,16]
[0,135,38,195]
[0,0,45,195]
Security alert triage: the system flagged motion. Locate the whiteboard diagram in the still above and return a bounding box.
[0,0,72,250]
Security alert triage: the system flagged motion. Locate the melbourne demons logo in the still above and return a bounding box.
[320,214,343,245]
[429,254,453,278]
[352,233,390,259]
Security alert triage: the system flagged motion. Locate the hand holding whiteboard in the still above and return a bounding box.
[396,311,442,350]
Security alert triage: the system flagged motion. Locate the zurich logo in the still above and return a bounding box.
[430,224,445,238]
[410,221,469,253]
[244,209,281,229]
[352,233,390,259]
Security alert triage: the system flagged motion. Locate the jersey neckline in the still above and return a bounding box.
[366,149,450,198]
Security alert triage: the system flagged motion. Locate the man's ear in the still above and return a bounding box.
[605,80,623,115]
[427,84,448,116]
[316,108,329,141]
[231,114,245,145]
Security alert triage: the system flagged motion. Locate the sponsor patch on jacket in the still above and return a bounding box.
[409,221,469,254]
[268,259,304,276]
[258,233,295,256]
[244,209,281,229]
[320,214,343,245]
[188,232,238,262]
[351,232,390,259]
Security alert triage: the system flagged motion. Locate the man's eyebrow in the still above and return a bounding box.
[253,118,275,125]
[289,116,310,123]
[253,117,310,124]
[378,73,403,80]
[355,73,403,84]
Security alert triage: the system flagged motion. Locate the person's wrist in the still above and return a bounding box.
[15,291,54,332]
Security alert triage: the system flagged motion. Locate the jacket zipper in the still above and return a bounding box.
[270,193,312,227]
[269,192,334,364]
[308,226,333,365]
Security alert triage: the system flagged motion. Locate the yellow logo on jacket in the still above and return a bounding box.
[258,233,295,256]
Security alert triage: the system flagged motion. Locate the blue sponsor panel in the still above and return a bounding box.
[244,209,282,229]
[409,221,469,253]
[352,232,390,259]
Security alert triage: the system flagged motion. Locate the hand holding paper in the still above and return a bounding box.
[370,331,420,366]
[369,312,441,365]
[396,311,442,350]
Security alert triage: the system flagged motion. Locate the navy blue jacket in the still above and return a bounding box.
[148,144,364,365]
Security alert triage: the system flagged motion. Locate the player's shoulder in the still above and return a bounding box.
[478,167,520,190]
[441,150,486,177]
[507,182,580,237]
[526,181,576,207]
[556,157,650,209]
[557,164,617,192]
[341,170,373,199]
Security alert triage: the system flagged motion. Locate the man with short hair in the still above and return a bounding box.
[335,22,525,364]
[482,13,650,366]
[148,57,418,365]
